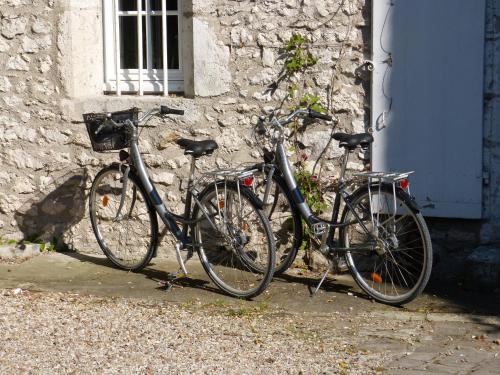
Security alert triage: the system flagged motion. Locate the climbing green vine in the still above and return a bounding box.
[279,33,329,252]
[282,34,327,114]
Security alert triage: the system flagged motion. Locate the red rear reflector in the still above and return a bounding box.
[399,179,409,189]
[243,177,254,187]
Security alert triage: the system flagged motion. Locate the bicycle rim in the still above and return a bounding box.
[342,185,432,305]
[194,183,275,298]
[90,165,158,271]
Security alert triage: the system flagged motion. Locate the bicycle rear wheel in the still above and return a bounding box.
[340,183,432,305]
[89,164,158,271]
[193,181,275,299]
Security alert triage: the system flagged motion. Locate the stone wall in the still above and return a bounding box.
[0,0,369,255]
[0,0,65,235]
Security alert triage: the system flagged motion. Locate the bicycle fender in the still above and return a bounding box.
[240,184,265,209]
[349,182,421,213]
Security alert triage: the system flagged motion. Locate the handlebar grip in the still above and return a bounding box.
[309,109,332,121]
[160,105,184,116]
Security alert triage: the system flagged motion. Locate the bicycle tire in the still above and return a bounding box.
[192,181,275,299]
[89,164,158,271]
[254,169,302,275]
[339,183,432,305]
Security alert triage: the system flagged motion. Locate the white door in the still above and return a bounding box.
[372,0,485,218]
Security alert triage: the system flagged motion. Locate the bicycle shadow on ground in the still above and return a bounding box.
[14,170,88,249]
[64,251,232,299]
[274,270,369,301]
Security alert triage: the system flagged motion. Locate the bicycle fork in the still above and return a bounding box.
[114,164,131,222]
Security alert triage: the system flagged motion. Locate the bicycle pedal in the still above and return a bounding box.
[159,280,184,292]
[164,273,179,282]
[311,222,328,236]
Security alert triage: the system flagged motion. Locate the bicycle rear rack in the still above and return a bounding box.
[352,171,414,186]
[352,171,414,237]
[199,166,260,235]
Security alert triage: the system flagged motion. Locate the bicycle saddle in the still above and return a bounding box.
[333,133,373,150]
[176,138,219,157]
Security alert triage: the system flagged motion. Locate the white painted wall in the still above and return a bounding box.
[372,0,485,219]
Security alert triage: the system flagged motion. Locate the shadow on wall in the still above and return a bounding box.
[14,169,88,250]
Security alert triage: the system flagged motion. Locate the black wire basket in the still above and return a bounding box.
[83,108,139,152]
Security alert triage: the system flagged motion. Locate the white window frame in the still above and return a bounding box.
[103,0,184,95]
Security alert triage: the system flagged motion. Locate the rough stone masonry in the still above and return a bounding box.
[0,0,369,256]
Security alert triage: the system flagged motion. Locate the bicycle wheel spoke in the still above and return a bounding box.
[387,254,410,290]
[386,250,419,281]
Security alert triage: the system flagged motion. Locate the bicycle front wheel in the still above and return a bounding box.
[89,164,158,271]
[193,181,275,299]
[340,183,432,305]
[254,170,302,275]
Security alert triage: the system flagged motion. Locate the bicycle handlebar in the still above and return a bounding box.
[160,105,184,116]
[273,108,335,128]
[94,105,184,135]
[308,109,332,121]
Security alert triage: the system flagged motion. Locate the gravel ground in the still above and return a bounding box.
[0,289,394,374]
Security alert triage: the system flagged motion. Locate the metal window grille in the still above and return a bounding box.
[105,0,182,95]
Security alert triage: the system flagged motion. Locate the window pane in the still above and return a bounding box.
[119,0,137,11]
[119,16,147,69]
[119,16,137,68]
[167,16,179,69]
[150,16,179,69]
[150,0,178,11]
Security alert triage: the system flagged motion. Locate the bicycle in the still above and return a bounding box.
[83,106,276,299]
[250,108,433,305]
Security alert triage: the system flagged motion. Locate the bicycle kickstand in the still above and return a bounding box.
[160,243,193,292]
[174,241,193,278]
[311,265,332,297]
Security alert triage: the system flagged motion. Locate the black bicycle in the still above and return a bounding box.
[83,106,276,299]
[250,108,432,305]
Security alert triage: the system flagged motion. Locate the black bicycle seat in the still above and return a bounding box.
[332,133,373,150]
[176,138,219,157]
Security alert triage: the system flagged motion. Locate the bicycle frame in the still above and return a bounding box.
[118,112,254,264]
[260,113,375,251]
[120,115,212,251]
